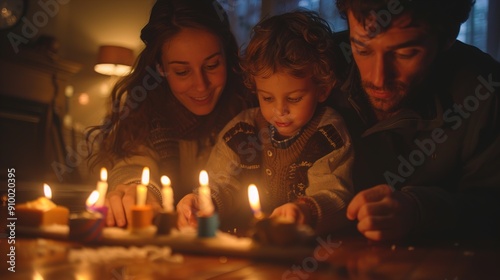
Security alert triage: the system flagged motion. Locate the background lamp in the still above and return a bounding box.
[94,45,134,76]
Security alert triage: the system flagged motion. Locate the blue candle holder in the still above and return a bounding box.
[197,213,219,238]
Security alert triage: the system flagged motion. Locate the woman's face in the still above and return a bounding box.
[160,28,227,116]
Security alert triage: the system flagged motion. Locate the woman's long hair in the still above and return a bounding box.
[86,0,250,171]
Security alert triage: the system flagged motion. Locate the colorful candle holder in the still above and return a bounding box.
[87,205,108,221]
[69,211,105,242]
[197,213,219,238]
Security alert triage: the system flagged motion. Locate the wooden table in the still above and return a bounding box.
[2,231,499,279]
[2,182,499,279]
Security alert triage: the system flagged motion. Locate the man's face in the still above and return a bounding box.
[348,11,439,115]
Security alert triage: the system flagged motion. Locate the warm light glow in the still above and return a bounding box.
[248,184,263,219]
[64,85,74,97]
[141,167,150,185]
[43,184,52,200]
[100,167,108,181]
[161,175,171,187]
[78,93,89,105]
[94,64,131,76]
[161,175,174,212]
[86,190,100,208]
[199,170,208,187]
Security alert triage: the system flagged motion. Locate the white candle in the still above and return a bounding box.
[44,183,52,200]
[161,175,174,212]
[198,170,214,216]
[248,184,263,219]
[95,167,108,207]
[136,167,149,206]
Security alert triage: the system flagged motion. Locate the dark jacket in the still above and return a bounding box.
[329,32,500,239]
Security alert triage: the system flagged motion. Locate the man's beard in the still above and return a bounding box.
[361,80,410,115]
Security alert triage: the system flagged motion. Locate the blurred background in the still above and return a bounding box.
[0,0,498,186]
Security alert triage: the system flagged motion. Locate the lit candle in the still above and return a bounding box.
[198,170,214,216]
[136,167,149,206]
[85,190,100,211]
[95,167,108,207]
[161,175,174,212]
[248,184,264,219]
[44,183,52,200]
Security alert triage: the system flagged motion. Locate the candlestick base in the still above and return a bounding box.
[252,216,312,246]
[154,211,177,235]
[197,213,219,238]
[69,211,105,242]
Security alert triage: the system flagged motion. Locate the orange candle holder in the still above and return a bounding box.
[16,197,69,228]
[129,205,154,234]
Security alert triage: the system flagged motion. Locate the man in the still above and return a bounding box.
[329,0,500,241]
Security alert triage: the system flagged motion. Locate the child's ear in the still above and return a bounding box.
[156,63,167,77]
[318,85,333,103]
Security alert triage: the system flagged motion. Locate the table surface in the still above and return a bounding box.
[2,182,500,279]
[2,230,499,280]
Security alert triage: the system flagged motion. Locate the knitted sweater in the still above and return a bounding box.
[207,106,354,234]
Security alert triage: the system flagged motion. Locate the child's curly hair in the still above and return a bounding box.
[241,10,338,93]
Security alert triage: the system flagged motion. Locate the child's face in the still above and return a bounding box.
[255,72,329,137]
[160,27,227,116]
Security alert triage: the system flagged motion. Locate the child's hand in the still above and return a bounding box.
[270,202,310,225]
[176,194,199,229]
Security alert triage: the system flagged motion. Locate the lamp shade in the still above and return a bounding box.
[94,45,134,76]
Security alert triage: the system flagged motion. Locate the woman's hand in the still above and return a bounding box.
[176,193,199,229]
[105,184,162,227]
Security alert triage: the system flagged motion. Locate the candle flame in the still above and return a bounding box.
[100,167,107,181]
[141,167,150,185]
[86,190,100,207]
[44,184,52,200]
[199,170,208,186]
[248,184,263,219]
[161,175,171,187]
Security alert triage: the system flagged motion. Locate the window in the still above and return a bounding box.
[457,0,489,53]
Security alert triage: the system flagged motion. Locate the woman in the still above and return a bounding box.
[86,0,253,227]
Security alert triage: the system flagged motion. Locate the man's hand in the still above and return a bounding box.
[105,184,162,227]
[347,184,418,241]
[176,193,199,229]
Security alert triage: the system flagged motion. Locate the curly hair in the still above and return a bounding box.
[336,0,475,46]
[241,10,338,93]
[86,0,250,171]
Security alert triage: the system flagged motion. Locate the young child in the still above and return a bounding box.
[177,11,353,235]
